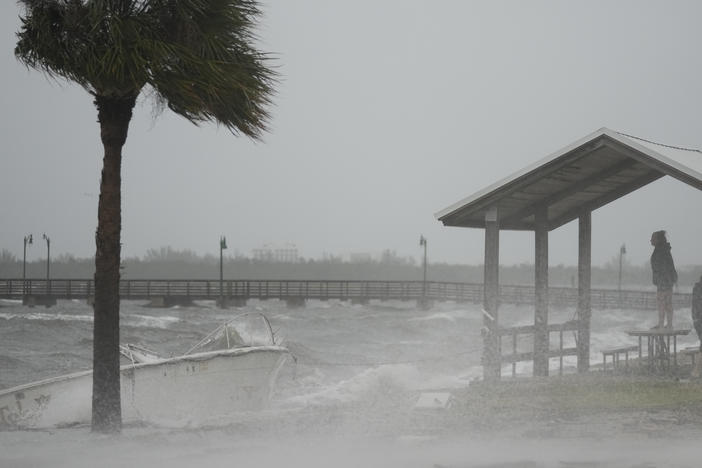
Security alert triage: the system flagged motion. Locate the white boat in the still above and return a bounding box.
[0,313,289,429]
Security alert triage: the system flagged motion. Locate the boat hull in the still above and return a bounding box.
[0,346,288,429]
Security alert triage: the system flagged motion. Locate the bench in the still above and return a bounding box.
[602,345,639,371]
[681,346,700,366]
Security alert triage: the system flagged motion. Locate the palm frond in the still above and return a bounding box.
[15,0,276,139]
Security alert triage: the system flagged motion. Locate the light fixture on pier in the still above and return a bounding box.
[23,234,33,284]
[419,235,428,300]
[219,236,228,308]
[42,233,51,282]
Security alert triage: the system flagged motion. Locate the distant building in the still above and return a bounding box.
[252,243,299,263]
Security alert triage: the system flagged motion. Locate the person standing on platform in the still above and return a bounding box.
[650,230,678,329]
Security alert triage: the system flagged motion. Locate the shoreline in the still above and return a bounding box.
[436,367,702,440]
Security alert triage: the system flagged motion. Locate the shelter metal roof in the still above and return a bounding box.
[435,128,702,231]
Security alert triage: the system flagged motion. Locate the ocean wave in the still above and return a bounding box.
[125,314,181,329]
[0,299,22,306]
[282,363,427,407]
[408,312,459,323]
[0,354,26,368]
[269,313,295,321]
[0,312,93,322]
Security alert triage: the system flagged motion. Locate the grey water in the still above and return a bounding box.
[0,298,699,467]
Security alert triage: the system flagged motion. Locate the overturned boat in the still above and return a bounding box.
[0,313,289,429]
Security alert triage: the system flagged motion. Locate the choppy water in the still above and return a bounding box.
[0,298,699,467]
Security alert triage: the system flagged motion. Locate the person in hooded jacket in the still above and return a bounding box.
[691,275,702,377]
[650,230,678,329]
[692,276,702,347]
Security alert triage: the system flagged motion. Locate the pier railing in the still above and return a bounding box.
[498,321,580,377]
[0,278,692,310]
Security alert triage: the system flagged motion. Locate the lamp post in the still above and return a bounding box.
[23,234,33,295]
[419,235,427,304]
[219,236,227,308]
[618,243,626,308]
[42,233,51,283]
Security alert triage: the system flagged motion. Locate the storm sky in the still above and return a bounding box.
[2,1,702,268]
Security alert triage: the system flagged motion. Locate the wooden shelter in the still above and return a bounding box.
[435,128,702,380]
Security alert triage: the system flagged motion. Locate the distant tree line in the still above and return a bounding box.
[2,247,701,290]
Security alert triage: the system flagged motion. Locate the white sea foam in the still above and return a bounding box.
[0,299,22,305]
[408,311,461,322]
[0,311,93,322]
[283,363,423,406]
[415,366,481,389]
[126,313,180,328]
[270,313,295,321]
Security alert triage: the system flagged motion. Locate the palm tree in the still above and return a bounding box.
[15,0,275,433]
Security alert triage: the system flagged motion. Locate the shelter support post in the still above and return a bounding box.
[483,207,501,381]
[533,207,549,376]
[577,211,592,372]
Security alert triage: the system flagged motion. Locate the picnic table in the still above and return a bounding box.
[626,328,691,371]
[601,344,639,371]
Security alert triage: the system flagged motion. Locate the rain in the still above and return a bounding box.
[2,1,702,467]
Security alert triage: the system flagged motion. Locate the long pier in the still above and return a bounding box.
[0,278,692,310]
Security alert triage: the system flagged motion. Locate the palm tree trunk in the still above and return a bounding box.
[91,94,136,433]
